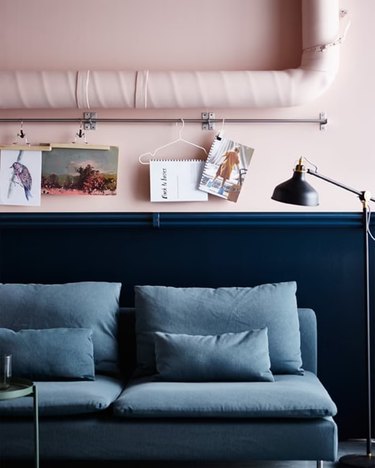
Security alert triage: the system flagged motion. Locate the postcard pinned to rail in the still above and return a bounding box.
[41,146,118,196]
[0,149,42,206]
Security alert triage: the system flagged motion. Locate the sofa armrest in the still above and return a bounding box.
[298,308,317,374]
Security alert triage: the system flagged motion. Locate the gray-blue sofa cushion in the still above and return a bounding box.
[0,282,121,374]
[154,328,274,382]
[0,328,95,381]
[0,375,124,416]
[114,371,337,419]
[134,282,303,375]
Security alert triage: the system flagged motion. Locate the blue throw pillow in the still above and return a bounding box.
[0,282,121,375]
[0,328,95,381]
[135,282,303,375]
[154,328,274,382]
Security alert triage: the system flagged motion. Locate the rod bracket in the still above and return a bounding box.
[83,112,97,130]
[201,112,215,131]
[320,112,328,131]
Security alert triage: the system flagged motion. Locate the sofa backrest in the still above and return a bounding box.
[117,307,317,379]
[0,281,122,376]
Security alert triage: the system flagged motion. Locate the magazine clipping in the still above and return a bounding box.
[199,135,254,202]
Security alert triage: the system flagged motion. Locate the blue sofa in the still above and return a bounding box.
[0,281,338,465]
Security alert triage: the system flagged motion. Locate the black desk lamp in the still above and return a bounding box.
[272,157,375,468]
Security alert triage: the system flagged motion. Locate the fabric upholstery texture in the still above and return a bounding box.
[0,375,124,416]
[154,328,274,382]
[0,282,121,374]
[0,327,95,381]
[134,282,303,375]
[114,371,337,419]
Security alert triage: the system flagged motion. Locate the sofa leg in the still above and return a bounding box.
[317,461,324,468]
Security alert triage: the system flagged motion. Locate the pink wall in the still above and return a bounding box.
[0,0,372,213]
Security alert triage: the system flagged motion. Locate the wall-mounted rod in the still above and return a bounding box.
[0,112,328,130]
[0,117,327,124]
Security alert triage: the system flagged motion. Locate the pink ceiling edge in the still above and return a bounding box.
[0,0,348,110]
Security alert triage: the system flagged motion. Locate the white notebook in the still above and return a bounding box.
[149,159,208,202]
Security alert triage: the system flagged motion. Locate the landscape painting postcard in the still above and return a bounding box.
[0,149,42,206]
[41,146,118,196]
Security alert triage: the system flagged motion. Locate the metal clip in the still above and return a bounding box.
[16,121,29,145]
[73,122,87,144]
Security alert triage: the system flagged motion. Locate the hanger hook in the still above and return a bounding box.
[220,118,225,134]
[178,118,185,139]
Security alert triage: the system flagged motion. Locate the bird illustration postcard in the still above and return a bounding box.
[199,134,254,202]
[0,150,42,206]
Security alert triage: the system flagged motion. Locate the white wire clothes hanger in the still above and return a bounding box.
[138,119,208,164]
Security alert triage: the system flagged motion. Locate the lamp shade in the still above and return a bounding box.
[272,170,319,206]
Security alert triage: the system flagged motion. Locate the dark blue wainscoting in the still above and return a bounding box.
[0,211,373,440]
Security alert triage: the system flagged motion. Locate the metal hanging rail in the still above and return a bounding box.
[0,112,328,131]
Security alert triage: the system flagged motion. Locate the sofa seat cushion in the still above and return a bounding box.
[0,375,124,417]
[113,371,337,419]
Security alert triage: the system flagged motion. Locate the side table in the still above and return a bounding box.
[0,378,39,468]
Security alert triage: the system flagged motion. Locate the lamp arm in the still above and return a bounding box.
[307,169,375,203]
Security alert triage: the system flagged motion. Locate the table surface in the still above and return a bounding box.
[0,378,35,400]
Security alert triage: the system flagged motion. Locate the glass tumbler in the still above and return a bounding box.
[0,354,12,390]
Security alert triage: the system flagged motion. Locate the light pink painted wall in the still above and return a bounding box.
[0,0,372,213]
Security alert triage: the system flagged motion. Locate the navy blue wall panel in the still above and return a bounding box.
[0,212,372,440]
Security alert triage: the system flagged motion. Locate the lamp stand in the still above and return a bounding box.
[340,201,374,467]
[272,162,375,466]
